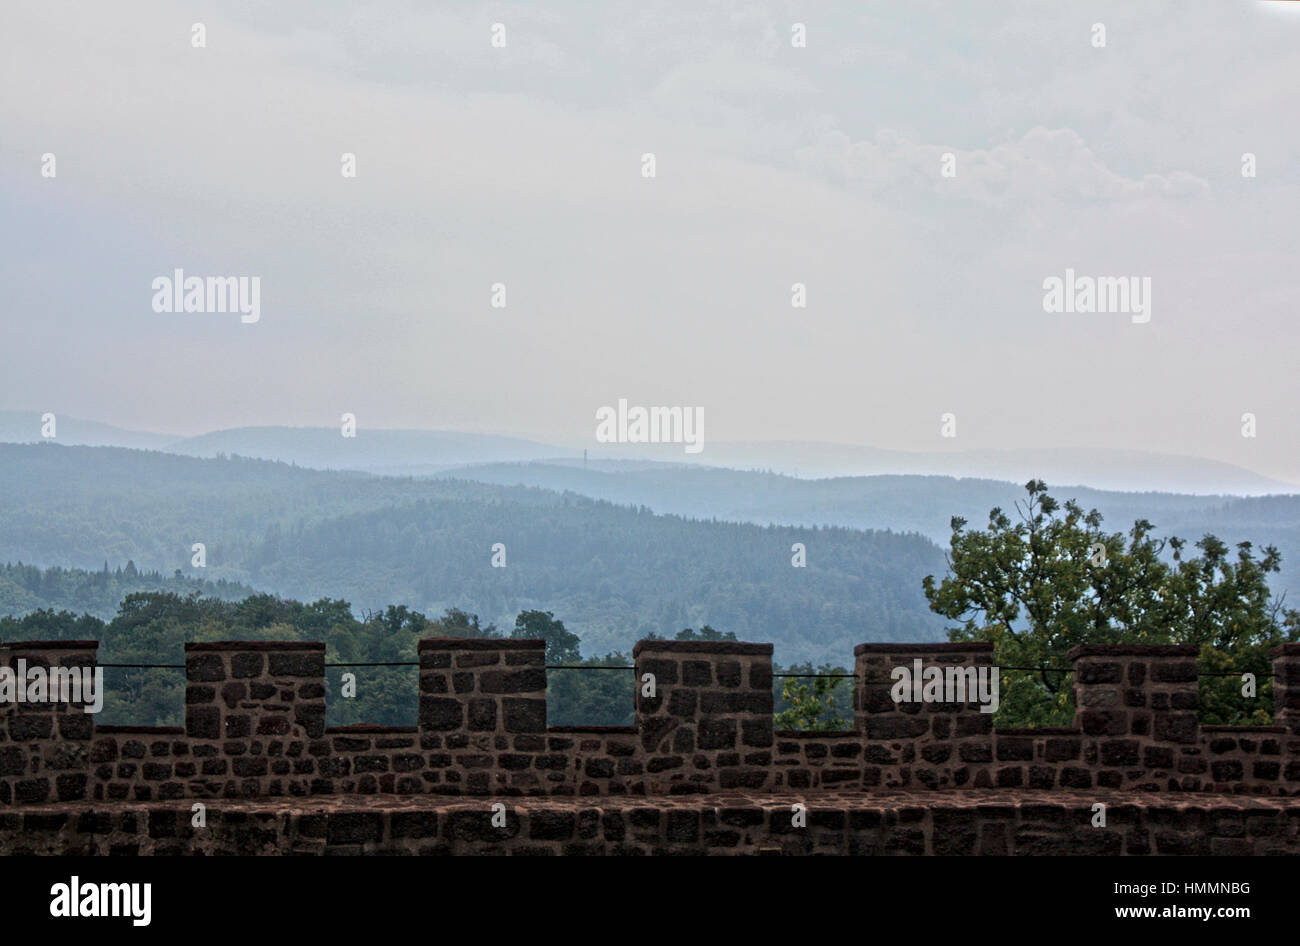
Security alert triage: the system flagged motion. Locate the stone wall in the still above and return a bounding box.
[634,640,774,793]
[4,791,1297,855]
[853,642,996,790]
[3,637,1300,805]
[0,641,97,805]
[417,638,548,796]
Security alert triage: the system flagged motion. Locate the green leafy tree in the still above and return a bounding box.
[424,608,498,639]
[922,480,1299,726]
[511,609,581,664]
[774,663,849,731]
[0,607,101,641]
[546,651,636,727]
[643,625,739,642]
[675,625,737,641]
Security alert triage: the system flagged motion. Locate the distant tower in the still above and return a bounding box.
[584,448,587,470]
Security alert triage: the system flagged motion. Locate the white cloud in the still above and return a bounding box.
[797,126,1210,206]
[0,0,1297,482]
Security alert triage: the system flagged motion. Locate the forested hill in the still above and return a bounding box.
[0,561,259,622]
[436,462,1300,605]
[0,444,948,662]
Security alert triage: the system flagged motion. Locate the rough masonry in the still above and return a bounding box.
[3,637,1299,853]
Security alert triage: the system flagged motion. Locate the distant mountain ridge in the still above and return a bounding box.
[0,411,178,451]
[674,441,1297,496]
[0,412,567,474]
[165,425,569,473]
[0,410,1292,494]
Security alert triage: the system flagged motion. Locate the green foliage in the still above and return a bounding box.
[0,573,645,728]
[545,653,636,727]
[923,480,1300,726]
[673,625,737,642]
[0,560,257,620]
[511,609,581,663]
[644,625,740,642]
[511,609,636,725]
[773,662,851,731]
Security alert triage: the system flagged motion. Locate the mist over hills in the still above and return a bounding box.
[0,411,177,451]
[165,426,569,474]
[436,461,1300,542]
[0,443,946,662]
[438,462,1300,605]
[671,442,1296,496]
[1,411,1292,494]
[4,415,1299,661]
[0,411,569,475]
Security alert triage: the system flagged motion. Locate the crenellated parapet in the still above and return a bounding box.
[2,636,1298,804]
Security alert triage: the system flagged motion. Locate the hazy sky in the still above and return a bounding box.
[2,1,1298,480]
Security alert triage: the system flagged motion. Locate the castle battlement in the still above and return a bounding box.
[2,638,1299,807]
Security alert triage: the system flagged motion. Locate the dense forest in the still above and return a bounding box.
[0,560,259,619]
[0,582,849,729]
[437,462,1300,601]
[0,444,948,662]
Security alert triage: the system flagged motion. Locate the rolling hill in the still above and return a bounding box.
[0,443,947,662]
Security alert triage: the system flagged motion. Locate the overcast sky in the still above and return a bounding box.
[2,1,1297,481]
